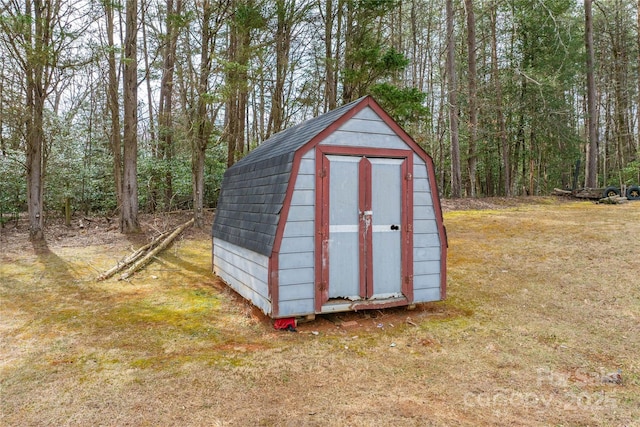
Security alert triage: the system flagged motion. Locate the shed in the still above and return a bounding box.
[212,96,446,318]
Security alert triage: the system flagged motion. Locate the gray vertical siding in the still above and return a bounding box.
[412,154,442,302]
[213,238,271,315]
[277,149,316,317]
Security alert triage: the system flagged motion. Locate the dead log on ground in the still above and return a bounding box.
[553,188,572,196]
[119,218,195,281]
[598,195,628,204]
[96,230,171,281]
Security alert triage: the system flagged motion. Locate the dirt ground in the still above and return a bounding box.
[1,197,639,426]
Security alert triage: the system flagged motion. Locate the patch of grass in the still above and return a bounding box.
[1,201,639,426]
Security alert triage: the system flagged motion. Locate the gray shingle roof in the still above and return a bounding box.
[212,97,366,256]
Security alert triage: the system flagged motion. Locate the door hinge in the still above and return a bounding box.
[318,282,327,292]
[407,223,413,233]
[318,169,327,178]
[405,172,413,181]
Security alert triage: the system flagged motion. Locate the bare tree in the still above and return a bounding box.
[585,0,598,188]
[464,0,478,197]
[103,0,124,215]
[267,0,295,137]
[121,0,140,233]
[320,0,339,112]
[490,1,511,196]
[637,0,640,179]
[0,0,86,239]
[158,0,184,209]
[225,0,263,167]
[446,0,461,197]
[190,0,228,228]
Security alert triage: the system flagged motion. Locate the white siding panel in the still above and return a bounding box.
[213,239,271,314]
[294,174,314,190]
[414,260,441,276]
[299,158,315,174]
[414,246,441,262]
[414,191,433,207]
[414,233,441,248]
[338,118,396,135]
[278,299,315,317]
[279,267,314,286]
[413,159,429,178]
[414,219,439,234]
[279,236,315,254]
[414,206,436,220]
[286,205,314,222]
[299,149,315,169]
[413,286,441,302]
[411,157,442,300]
[279,283,315,300]
[214,257,268,296]
[277,148,316,317]
[414,274,440,290]
[321,131,408,150]
[352,106,380,121]
[215,264,272,314]
[215,237,270,265]
[414,177,431,192]
[214,245,268,282]
[279,251,314,270]
[283,220,314,237]
[291,189,314,206]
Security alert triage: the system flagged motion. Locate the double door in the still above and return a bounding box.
[316,148,412,309]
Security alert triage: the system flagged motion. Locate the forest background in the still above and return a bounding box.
[1,0,639,239]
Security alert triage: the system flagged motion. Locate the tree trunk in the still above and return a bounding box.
[268,0,293,137]
[225,5,238,168]
[105,1,123,214]
[490,1,510,196]
[192,0,213,229]
[637,0,640,182]
[121,0,140,233]
[192,144,206,228]
[225,0,253,167]
[141,0,156,144]
[323,0,336,112]
[585,0,598,188]
[446,0,461,198]
[465,0,478,197]
[158,0,183,210]
[26,85,45,240]
[342,0,355,104]
[25,0,46,240]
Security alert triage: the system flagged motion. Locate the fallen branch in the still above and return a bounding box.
[552,188,572,196]
[598,195,628,205]
[119,218,195,281]
[96,230,171,281]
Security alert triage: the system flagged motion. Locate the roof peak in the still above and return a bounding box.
[229,96,370,169]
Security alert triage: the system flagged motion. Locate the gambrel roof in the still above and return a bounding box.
[212,97,367,256]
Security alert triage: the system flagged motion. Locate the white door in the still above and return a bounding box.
[323,155,406,302]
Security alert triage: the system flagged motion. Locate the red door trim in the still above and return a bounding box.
[317,145,412,159]
[315,147,414,311]
[315,152,330,311]
[401,156,414,303]
[359,157,373,298]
